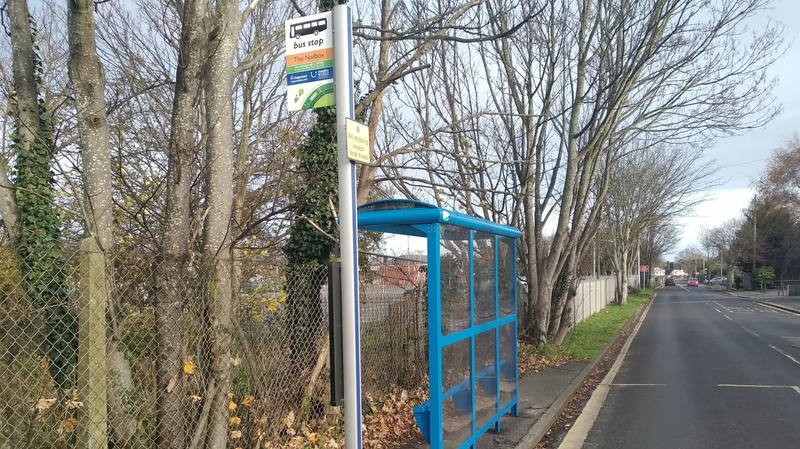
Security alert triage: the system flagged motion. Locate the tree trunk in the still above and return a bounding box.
[1,0,37,240]
[10,0,79,393]
[355,0,392,205]
[554,277,578,345]
[532,277,552,347]
[67,2,136,445]
[67,0,113,251]
[615,250,629,305]
[0,159,16,238]
[155,0,206,446]
[201,1,240,446]
[8,0,38,147]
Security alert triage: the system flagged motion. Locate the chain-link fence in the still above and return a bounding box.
[0,240,428,448]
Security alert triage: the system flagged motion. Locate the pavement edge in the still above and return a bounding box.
[703,286,800,315]
[756,300,800,315]
[513,289,657,449]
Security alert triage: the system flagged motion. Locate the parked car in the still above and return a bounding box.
[687,278,699,287]
[665,277,675,286]
[709,276,728,285]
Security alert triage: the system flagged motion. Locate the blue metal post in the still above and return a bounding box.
[469,230,476,447]
[512,239,519,416]
[428,224,443,447]
[494,235,501,432]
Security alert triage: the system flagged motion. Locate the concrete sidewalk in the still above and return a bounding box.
[476,361,589,448]
[408,361,591,449]
[704,286,800,314]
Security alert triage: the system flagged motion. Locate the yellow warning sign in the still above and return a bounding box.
[346,118,370,164]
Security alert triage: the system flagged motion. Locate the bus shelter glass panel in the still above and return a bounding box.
[498,237,515,317]
[441,339,472,447]
[474,328,498,430]
[440,226,470,335]
[498,322,517,406]
[473,232,496,326]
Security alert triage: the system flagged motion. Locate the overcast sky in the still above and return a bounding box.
[668,0,800,260]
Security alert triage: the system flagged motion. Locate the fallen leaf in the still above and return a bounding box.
[284,410,295,429]
[64,400,84,410]
[35,398,57,413]
[166,374,177,393]
[232,357,241,367]
[230,430,242,439]
[228,401,237,411]
[58,418,77,434]
[191,394,202,404]
[230,416,241,426]
[241,396,254,408]
[184,360,197,375]
[227,392,234,399]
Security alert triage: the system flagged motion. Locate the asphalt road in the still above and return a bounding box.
[569,283,800,449]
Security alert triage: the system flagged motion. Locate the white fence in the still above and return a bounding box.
[572,276,617,324]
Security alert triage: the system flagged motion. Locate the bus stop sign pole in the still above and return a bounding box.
[333,3,363,448]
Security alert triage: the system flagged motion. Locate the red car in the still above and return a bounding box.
[687,278,699,287]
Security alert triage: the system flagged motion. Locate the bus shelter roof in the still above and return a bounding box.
[356,199,521,239]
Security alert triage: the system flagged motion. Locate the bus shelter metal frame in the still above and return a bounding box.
[357,200,521,448]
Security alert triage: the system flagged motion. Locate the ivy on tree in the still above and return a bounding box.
[284,105,338,368]
[12,17,76,390]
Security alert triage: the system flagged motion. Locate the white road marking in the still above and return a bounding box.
[557,294,656,449]
[653,301,705,304]
[707,302,800,367]
[679,285,690,292]
[768,344,800,366]
[740,326,760,338]
[760,302,800,316]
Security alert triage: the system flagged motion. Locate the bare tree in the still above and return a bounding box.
[68,0,140,445]
[601,143,715,304]
[700,219,742,290]
[154,0,207,446]
[67,0,113,251]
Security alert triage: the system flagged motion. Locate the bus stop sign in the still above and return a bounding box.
[286,11,334,111]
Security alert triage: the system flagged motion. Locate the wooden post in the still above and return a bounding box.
[77,238,108,448]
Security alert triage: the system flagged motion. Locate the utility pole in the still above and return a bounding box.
[637,240,641,289]
[753,194,757,273]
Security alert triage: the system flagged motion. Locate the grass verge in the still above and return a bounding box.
[520,288,653,373]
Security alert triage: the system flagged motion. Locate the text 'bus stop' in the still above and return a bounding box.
[357,200,521,448]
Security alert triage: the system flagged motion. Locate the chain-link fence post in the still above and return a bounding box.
[77,238,108,448]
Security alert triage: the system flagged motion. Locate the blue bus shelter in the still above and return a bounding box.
[357,200,520,448]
